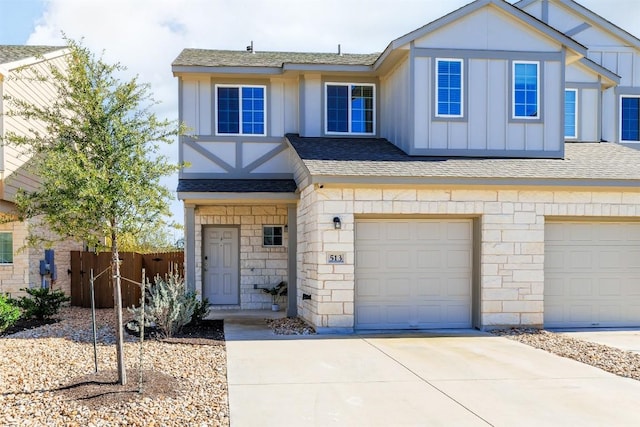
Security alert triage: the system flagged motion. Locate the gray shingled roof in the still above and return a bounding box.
[172,49,379,68]
[178,179,297,193]
[0,45,65,66]
[285,134,640,183]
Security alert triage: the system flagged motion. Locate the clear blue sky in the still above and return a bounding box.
[0,0,45,44]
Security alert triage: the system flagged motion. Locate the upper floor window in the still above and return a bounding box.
[325,83,375,134]
[564,89,578,139]
[621,96,640,142]
[0,232,13,264]
[513,61,539,119]
[436,58,463,117]
[215,85,266,136]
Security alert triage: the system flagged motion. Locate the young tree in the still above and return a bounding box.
[2,39,182,385]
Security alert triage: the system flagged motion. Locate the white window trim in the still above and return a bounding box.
[0,231,13,265]
[565,88,578,139]
[620,95,640,142]
[435,58,464,118]
[324,82,376,135]
[512,60,540,120]
[262,225,284,247]
[214,84,267,137]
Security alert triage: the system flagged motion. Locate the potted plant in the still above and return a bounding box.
[262,281,287,311]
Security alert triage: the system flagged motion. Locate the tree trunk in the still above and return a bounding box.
[111,226,127,385]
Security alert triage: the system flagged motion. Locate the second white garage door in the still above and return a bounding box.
[355,218,473,330]
[545,221,640,328]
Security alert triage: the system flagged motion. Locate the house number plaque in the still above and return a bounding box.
[327,252,345,264]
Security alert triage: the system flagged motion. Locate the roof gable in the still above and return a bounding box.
[515,0,640,50]
[375,0,586,70]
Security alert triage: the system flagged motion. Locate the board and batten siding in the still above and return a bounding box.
[179,76,297,178]
[520,0,640,143]
[397,5,566,157]
[407,55,563,156]
[379,56,411,153]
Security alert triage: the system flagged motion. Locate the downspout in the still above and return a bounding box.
[286,205,297,317]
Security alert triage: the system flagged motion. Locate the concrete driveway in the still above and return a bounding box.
[558,329,640,354]
[225,322,640,426]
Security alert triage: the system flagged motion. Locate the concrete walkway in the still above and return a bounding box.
[225,318,640,427]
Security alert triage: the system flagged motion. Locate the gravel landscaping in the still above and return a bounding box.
[493,328,640,381]
[265,317,316,335]
[0,306,229,426]
[4,306,640,425]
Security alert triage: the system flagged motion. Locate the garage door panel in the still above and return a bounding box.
[447,278,471,297]
[356,250,380,268]
[447,249,472,268]
[445,304,472,324]
[598,251,624,269]
[417,250,442,269]
[598,278,620,296]
[387,278,411,297]
[598,306,621,322]
[447,221,472,240]
[416,305,443,323]
[356,278,381,297]
[386,250,410,269]
[356,222,381,240]
[545,221,640,328]
[416,222,442,240]
[569,278,592,297]
[569,223,594,240]
[387,222,411,240]
[545,278,565,296]
[569,251,592,269]
[415,277,442,296]
[356,219,473,330]
[622,280,640,296]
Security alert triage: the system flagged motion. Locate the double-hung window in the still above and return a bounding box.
[436,58,463,117]
[621,96,640,142]
[0,232,13,264]
[513,61,539,119]
[325,83,375,134]
[564,89,578,139]
[216,85,266,136]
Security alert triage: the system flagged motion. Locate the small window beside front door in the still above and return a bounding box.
[263,225,283,247]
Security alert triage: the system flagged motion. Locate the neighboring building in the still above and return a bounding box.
[0,45,82,297]
[173,0,640,332]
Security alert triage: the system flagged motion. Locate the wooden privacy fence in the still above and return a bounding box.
[70,251,184,308]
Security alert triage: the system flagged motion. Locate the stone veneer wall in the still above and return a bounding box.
[296,185,640,330]
[0,217,82,298]
[195,205,289,309]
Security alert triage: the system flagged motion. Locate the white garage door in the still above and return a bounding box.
[355,218,473,330]
[545,221,640,328]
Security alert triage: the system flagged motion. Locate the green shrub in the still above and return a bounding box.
[15,287,70,320]
[190,295,210,325]
[0,294,21,332]
[130,272,196,338]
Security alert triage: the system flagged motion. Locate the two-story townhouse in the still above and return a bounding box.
[173,0,640,333]
[0,45,83,297]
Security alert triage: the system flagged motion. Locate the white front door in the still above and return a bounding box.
[203,227,239,305]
